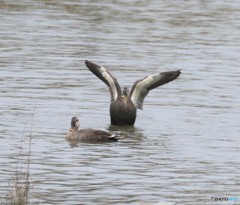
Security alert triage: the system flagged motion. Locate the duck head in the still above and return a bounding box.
[122,87,129,97]
[70,116,80,131]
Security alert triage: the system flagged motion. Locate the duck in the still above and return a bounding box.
[65,117,119,142]
[85,60,181,126]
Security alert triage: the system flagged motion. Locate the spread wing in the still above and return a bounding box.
[85,60,121,102]
[130,70,181,109]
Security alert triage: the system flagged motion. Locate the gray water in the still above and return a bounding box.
[0,1,240,205]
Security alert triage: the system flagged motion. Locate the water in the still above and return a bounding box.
[1,1,240,204]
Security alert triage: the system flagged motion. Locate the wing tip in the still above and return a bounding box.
[176,70,181,77]
[164,70,181,79]
[85,60,90,66]
[85,60,100,70]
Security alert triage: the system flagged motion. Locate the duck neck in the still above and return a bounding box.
[70,127,79,131]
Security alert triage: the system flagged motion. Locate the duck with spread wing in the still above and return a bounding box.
[85,60,181,126]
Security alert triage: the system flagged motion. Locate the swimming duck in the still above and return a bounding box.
[65,117,119,142]
[85,60,181,126]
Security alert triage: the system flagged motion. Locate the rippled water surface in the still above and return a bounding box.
[1,1,240,205]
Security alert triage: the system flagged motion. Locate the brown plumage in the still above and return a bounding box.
[65,117,119,142]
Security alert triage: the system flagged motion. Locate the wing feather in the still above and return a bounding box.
[85,60,121,102]
[130,70,181,109]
